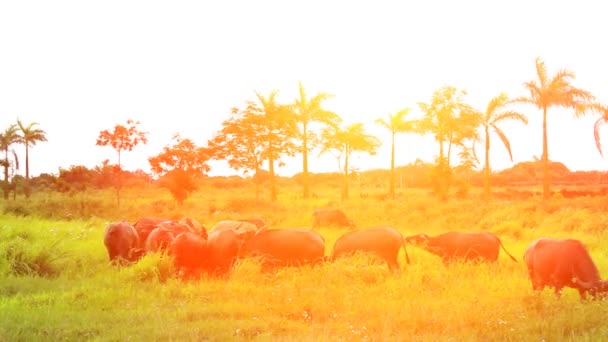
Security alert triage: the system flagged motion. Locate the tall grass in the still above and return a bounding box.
[2,185,608,340]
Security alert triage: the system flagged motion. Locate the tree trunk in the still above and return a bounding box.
[269,153,277,202]
[542,107,550,199]
[389,132,395,199]
[302,123,310,199]
[3,149,8,200]
[116,150,122,207]
[484,126,490,198]
[24,143,30,198]
[254,164,260,201]
[342,146,349,200]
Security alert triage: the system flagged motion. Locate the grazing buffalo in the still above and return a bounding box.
[405,231,517,265]
[179,217,207,239]
[208,220,260,241]
[133,217,170,248]
[331,226,410,272]
[524,238,608,299]
[312,208,355,228]
[104,221,141,265]
[239,228,325,268]
[238,217,267,229]
[169,231,209,278]
[207,228,243,276]
[145,227,176,253]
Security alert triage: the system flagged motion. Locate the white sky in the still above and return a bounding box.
[1,1,608,177]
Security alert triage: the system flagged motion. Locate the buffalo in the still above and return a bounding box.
[239,228,325,268]
[168,231,209,278]
[524,237,608,299]
[312,208,355,228]
[331,226,410,272]
[145,227,176,253]
[179,216,207,238]
[238,217,267,229]
[208,220,259,240]
[103,221,141,265]
[206,228,244,276]
[133,217,170,249]
[405,231,517,265]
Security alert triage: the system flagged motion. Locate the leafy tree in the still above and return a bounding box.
[96,119,148,169]
[292,82,340,199]
[320,122,381,199]
[149,134,210,205]
[0,124,20,199]
[375,108,418,199]
[208,91,296,201]
[418,86,479,166]
[418,86,480,199]
[477,93,528,198]
[514,57,599,198]
[96,119,148,205]
[16,119,47,197]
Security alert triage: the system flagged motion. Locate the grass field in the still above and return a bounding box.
[2,184,608,341]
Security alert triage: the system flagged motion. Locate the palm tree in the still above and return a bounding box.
[254,90,296,201]
[515,57,598,198]
[0,124,20,199]
[292,82,340,199]
[479,93,528,198]
[16,119,47,198]
[320,123,381,199]
[375,108,418,199]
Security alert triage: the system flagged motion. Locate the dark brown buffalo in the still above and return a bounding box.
[145,227,176,253]
[312,208,355,228]
[133,217,170,248]
[405,231,517,264]
[238,217,267,229]
[239,228,325,268]
[331,226,410,272]
[206,228,244,276]
[179,217,207,239]
[208,220,259,241]
[104,221,141,265]
[168,231,209,278]
[524,238,608,299]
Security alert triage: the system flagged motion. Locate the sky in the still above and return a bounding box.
[1,1,608,178]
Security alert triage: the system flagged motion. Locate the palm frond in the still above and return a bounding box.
[594,117,607,157]
[491,111,528,126]
[491,124,514,162]
[535,57,548,88]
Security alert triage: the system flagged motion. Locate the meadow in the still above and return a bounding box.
[2,181,608,341]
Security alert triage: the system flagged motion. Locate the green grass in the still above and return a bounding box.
[2,186,608,341]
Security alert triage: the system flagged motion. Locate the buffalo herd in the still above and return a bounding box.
[103,208,608,300]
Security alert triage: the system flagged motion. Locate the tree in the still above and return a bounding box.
[96,119,147,206]
[148,134,210,205]
[0,125,20,200]
[254,90,297,201]
[418,86,479,166]
[16,119,47,198]
[96,119,148,169]
[514,57,599,198]
[320,122,381,199]
[418,86,480,199]
[477,93,528,198]
[375,108,418,199]
[208,91,297,201]
[292,82,340,199]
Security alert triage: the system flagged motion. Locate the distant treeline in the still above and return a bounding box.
[11,160,607,196]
